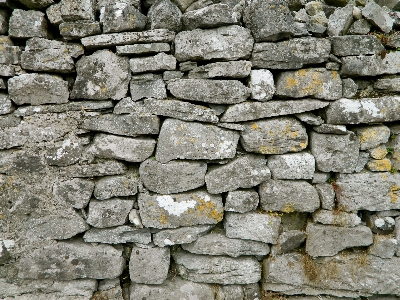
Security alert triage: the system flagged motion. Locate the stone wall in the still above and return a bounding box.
[1,0,400,299]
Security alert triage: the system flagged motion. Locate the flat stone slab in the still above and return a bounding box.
[87,198,133,228]
[59,21,101,40]
[172,251,261,284]
[353,125,390,150]
[188,61,252,79]
[94,170,139,200]
[9,9,49,38]
[83,226,151,244]
[138,190,223,229]
[58,159,127,177]
[116,43,170,55]
[267,152,315,180]
[155,118,239,163]
[130,53,176,74]
[53,178,94,209]
[153,225,214,247]
[312,209,361,227]
[174,25,254,62]
[341,52,400,76]
[331,35,384,56]
[225,189,259,213]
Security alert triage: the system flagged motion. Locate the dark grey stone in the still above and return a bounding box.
[53,178,94,209]
[86,198,134,228]
[148,0,182,32]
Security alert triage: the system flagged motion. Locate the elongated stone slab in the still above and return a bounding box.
[58,159,127,177]
[153,225,214,247]
[83,226,151,244]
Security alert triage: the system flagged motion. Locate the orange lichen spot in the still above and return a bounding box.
[367,159,391,172]
[251,123,259,130]
[299,142,307,148]
[289,131,299,138]
[259,145,280,154]
[195,199,223,221]
[281,203,295,213]
[389,185,399,203]
[160,213,168,224]
[382,173,388,179]
[332,71,339,80]
[359,129,379,144]
[285,77,297,89]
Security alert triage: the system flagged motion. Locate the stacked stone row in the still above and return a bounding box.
[1,0,400,299]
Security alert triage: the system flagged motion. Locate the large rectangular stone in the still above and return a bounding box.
[331,35,384,56]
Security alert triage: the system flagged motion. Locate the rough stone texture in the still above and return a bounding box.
[60,0,95,21]
[116,43,170,56]
[8,74,69,106]
[173,250,261,284]
[58,159,127,177]
[342,78,358,98]
[101,3,146,33]
[155,118,239,163]
[240,117,308,155]
[140,159,207,194]
[375,77,400,92]
[0,45,20,65]
[59,21,101,40]
[205,154,271,194]
[310,131,360,173]
[174,25,254,62]
[18,240,124,280]
[353,125,391,150]
[130,79,167,101]
[276,230,306,254]
[225,189,259,213]
[267,152,315,180]
[86,198,134,228]
[153,225,214,247]
[367,158,391,173]
[348,19,371,35]
[306,223,373,257]
[275,68,342,100]
[259,180,320,213]
[312,209,361,227]
[168,79,250,104]
[215,285,244,300]
[130,53,176,74]
[94,171,139,200]
[148,0,182,32]
[9,9,49,39]
[327,5,354,36]
[138,190,223,229]
[224,212,281,244]
[53,178,94,209]
[313,124,348,135]
[331,35,384,56]
[362,1,393,33]
[248,69,275,101]
[369,235,398,259]
[315,183,335,210]
[188,60,251,79]
[0,93,14,115]
[84,226,151,244]
[251,38,331,69]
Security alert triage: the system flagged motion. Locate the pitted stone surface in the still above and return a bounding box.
[331,35,384,56]
[87,198,133,228]
[148,0,182,32]
[84,226,151,244]
[153,225,214,247]
[53,178,94,209]
[100,3,146,33]
[94,171,139,200]
[225,189,259,213]
[188,61,252,79]
[9,9,49,39]
[267,152,315,180]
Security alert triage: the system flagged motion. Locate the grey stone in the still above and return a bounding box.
[259,180,320,213]
[335,172,400,211]
[315,183,335,210]
[129,245,170,284]
[18,240,124,280]
[331,35,384,56]
[60,0,95,21]
[83,226,151,244]
[368,145,389,160]
[0,241,11,265]
[140,159,207,194]
[239,117,308,155]
[353,125,390,150]
[0,148,47,175]
[130,79,167,101]
[362,1,393,33]
[9,9,49,38]
[0,64,15,76]
[342,78,358,98]
[129,209,143,228]
[148,0,182,32]
[59,21,101,40]
[72,50,130,100]
[0,78,5,89]
[313,124,348,135]
[251,38,331,69]
[163,71,183,80]
[173,250,261,284]
[248,69,275,101]
[113,98,149,115]
[180,61,197,71]
[305,1,323,15]
[243,0,296,42]
[174,25,253,62]
[53,178,94,209]
[0,114,20,128]
[21,38,84,73]
[89,133,156,162]
[92,285,124,300]
[366,158,392,172]
[138,190,223,228]
[87,198,133,228]
[0,45,20,64]
[325,97,400,124]
[375,76,400,92]
[355,151,370,172]
[0,93,13,115]
[16,0,54,9]
[216,285,244,300]
[97,0,140,10]
[46,2,63,25]
[306,223,373,257]
[369,235,398,259]
[267,152,315,180]
[312,172,330,184]
[58,159,127,178]
[205,154,271,194]
[312,209,361,227]
[94,171,139,200]
[224,211,281,244]
[8,74,69,106]
[339,55,384,76]
[130,277,215,300]
[348,19,371,35]
[365,214,396,234]
[116,43,170,55]
[80,113,160,136]
[225,189,259,213]
[100,3,146,33]
[0,10,7,34]
[155,118,239,163]
[143,98,218,123]
[310,131,360,173]
[276,230,306,254]
[188,60,251,79]
[182,230,270,257]
[327,5,354,36]
[275,68,342,100]
[130,53,176,74]
[153,225,214,247]
[221,99,329,123]
[81,29,175,49]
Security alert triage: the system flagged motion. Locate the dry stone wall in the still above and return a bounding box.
[2,0,400,299]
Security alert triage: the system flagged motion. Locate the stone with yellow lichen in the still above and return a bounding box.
[368,144,389,159]
[59,21,101,40]
[353,124,390,150]
[366,158,392,172]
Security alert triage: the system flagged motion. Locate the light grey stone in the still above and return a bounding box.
[259,180,320,213]
[243,0,296,42]
[205,154,271,194]
[129,209,143,228]
[216,285,244,300]
[225,189,259,213]
[174,25,253,62]
[369,235,398,259]
[0,78,5,89]
[87,198,133,228]
[148,0,182,32]
[155,118,239,163]
[94,171,139,200]
[335,172,400,211]
[89,133,156,162]
[168,79,250,104]
[365,214,396,234]
[44,135,87,166]
[353,125,390,150]
[312,209,361,227]
[0,45,20,64]
[163,71,183,80]
[313,124,348,134]
[306,223,373,257]
[331,35,384,56]
[138,190,223,229]
[53,178,94,209]
[188,60,251,79]
[327,5,354,36]
[173,250,261,284]
[130,53,176,74]
[315,183,335,210]
[348,19,371,35]
[312,172,330,184]
[92,285,124,300]
[60,0,95,21]
[16,0,54,9]
[130,79,166,101]
[342,78,358,98]
[59,21,101,40]
[0,241,11,265]
[21,38,84,73]
[129,245,170,284]
[83,226,151,244]
[0,64,15,76]
[224,211,281,244]
[100,3,146,33]
[251,38,331,69]
[143,98,218,123]
[153,225,214,247]
[180,61,197,71]
[0,114,20,128]
[249,69,275,101]
[58,159,127,178]
[362,1,393,33]
[0,93,13,115]
[97,0,140,10]
[267,152,315,180]
[9,9,49,38]
[310,131,360,173]
[116,43,170,55]
[340,55,382,76]
[113,98,148,115]
[275,68,342,100]
[81,29,175,49]
[80,113,160,136]
[140,159,207,194]
[8,74,69,106]
[18,240,124,280]
[239,117,308,155]
[276,230,306,254]
[375,76,400,92]
[46,2,63,25]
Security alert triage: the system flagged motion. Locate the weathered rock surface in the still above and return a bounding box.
[53,178,94,209]
[362,1,393,33]
[148,0,182,32]
[9,9,49,38]
[331,35,384,56]
[86,198,133,228]
[327,4,353,36]
[267,152,315,180]
[59,21,101,40]
[59,0,95,22]
[130,78,166,101]
[369,235,398,259]
[188,61,251,79]
[101,3,146,33]
[0,94,14,115]
[83,226,151,244]
[94,171,139,200]
[130,53,176,74]
[249,69,275,101]
[153,225,214,247]
[312,209,361,227]
[0,45,20,65]
[225,189,259,213]
[116,43,170,55]
[58,159,127,177]
[353,125,390,150]
[276,230,306,254]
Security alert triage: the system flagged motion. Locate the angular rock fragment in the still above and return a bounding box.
[83,226,151,244]
[267,152,315,180]
[116,43,170,55]
[188,61,251,79]
[59,21,101,40]
[348,19,371,35]
[315,183,335,210]
[131,79,166,101]
[9,9,49,38]
[225,189,259,213]
[0,45,20,65]
[331,35,384,56]
[375,76,400,92]
[53,178,94,209]
[153,225,214,247]
[362,1,393,33]
[58,159,127,178]
[46,2,63,25]
[94,171,139,200]
[327,4,353,36]
[130,53,176,74]
[60,0,95,21]
[87,198,134,228]
[369,235,398,259]
[312,209,361,227]
[353,125,390,150]
[17,0,54,9]
[276,230,306,254]
[101,3,146,33]
[249,69,275,101]
[44,136,85,167]
[313,124,348,135]
[148,0,182,32]
[0,93,13,115]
